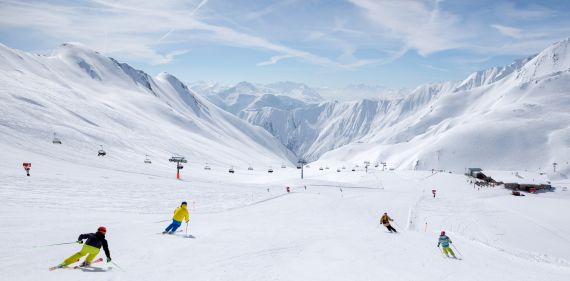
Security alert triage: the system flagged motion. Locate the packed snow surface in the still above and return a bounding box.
[1,146,570,281]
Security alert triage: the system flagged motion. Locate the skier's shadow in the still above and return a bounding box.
[78,266,112,273]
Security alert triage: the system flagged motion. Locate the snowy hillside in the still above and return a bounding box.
[192,39,570,175]
[319,39,570,175]
[0,42,296,171]
[2,154,570,281]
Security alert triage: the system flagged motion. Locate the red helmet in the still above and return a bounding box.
[97,226,107,233]
[440,231,445,235]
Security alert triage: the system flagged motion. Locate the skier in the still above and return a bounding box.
[56,226,111,268]
[437,231,456,258]
[163,201,189,234]
[380,212,397,233]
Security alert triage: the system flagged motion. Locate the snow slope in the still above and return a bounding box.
[1,150,570,281]
[320,39,570,175]
[196,39,570,174]
[0,42,296,171]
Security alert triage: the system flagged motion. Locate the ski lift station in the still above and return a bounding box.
[52,133,61,144]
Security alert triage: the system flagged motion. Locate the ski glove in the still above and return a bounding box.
[77,240,83,244]
[107,257,112,263]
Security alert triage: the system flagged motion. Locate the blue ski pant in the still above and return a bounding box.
[165,219,182,232]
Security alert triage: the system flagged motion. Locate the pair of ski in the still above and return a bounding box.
[49,257,104,271]
[158,229,195,238]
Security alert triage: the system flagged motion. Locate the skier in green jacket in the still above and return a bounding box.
[437,231,456,258]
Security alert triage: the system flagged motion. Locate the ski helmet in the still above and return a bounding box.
[181,201,187,206]
[440,231,445,235]
[98,226,107,233]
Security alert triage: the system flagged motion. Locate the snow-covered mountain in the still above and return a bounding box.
[319,39,570,174]
[0,42,296,170]
[192,81,323,115]
[191,39,570,176]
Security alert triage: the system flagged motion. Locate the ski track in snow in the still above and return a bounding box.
[2,157,570,281]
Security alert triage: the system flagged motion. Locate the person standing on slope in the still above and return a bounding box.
[163,201,189,234]
[437,231,456,258]
[380,212,397,233]
[57,226,111,268]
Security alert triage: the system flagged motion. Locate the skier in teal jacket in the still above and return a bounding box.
[437,231,456,258]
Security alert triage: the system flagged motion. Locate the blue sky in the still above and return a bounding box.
[1,0,569,88]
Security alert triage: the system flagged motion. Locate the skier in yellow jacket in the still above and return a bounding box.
[380,212,397,233]
[163,202,190,234]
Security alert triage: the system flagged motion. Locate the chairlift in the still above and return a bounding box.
[342,166,346,169]
[144,154,152,164]
[229,167,235,174]
[204,163,211,170]
[325,166,330,170]
[319,166,324,171]
[169,156,187,163]
[351,167,356,172]
[306,165,311,168]
[98,145,106,156]
[296,164,302,169]
[52,133,62,144]
[337,168,341,172]
[268,167,274,173]
[281,163,286,168]
[248,165,254,171]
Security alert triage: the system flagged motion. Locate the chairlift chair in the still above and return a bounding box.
[229,167,235,174]
[337,168,341,172]
[268,167,274,173]
[144,154,152,164]
[98,145,106,156]
[319,166,324,171]
[325,166,329,169]
[248,165,253,171]
[52,133,62,144]
[281,163,286,168]
[204,163,211,170]
[306,165,311,168]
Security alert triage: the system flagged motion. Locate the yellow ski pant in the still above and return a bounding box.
[62,244,100,266]
[442,246,455,257]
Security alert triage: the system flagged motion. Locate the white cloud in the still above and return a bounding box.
[491,24,523,39]
[349,0,473,55]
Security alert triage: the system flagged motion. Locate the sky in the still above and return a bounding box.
[1,0,569,89]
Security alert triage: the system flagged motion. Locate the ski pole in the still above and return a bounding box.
[111,260,125,271]
[185,222,189,237]
[33,241,78,248]
[439,246,446,257]
[393,221,405,231]
[451,244,462,257]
